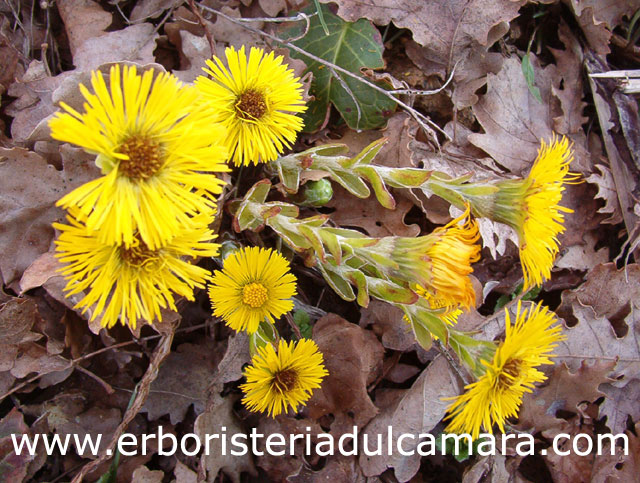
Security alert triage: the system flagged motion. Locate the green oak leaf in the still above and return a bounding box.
[285,4,396,131]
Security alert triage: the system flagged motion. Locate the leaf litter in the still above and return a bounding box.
[0,0,639,481]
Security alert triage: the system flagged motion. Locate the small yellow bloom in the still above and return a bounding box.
[195,45,307,166]
[241,339,328,417]
[444,301,564,439]
[208,246,297,333]
[418,206,480,311]
[49,64,229,250]
[54,211,219,329]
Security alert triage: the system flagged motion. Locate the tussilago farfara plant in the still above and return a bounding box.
[48,47,570,427]
[272,135,579,291]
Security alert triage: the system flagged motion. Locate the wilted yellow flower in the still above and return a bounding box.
[208,246,297,334]
[54,211,218,329]
[49,64,229,250]
[444,301,563,439]
[417,206,480,311]
[241,338,328,417]
[195,45,307,166]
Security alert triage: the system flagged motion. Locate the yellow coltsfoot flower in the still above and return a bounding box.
[416,206,481,311]
[195,45,307,166]
[208,246,297,334]
[241,338,328,417]
[49,64,229,250]
[54,211,219,329]
[444,301,564,439]
[516,136,578,289]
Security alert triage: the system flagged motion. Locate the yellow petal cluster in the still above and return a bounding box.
[241,339,328,417]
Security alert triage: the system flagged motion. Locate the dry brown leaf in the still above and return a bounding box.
[209,331,251,392]
[555,263,640,433]
[468,55,558,174]
[516,360,615,435]
[543,417,598,483]
[307,314,384,431]
[0,408,36,481]
[0,147,99,291]
[359,356,460,481]
[406,41,505,110]
[255,417,324,480]
[173,459,198,483]
[550,23,588,137]
[326,184,419,237]
[289,454,365,482]
[131,0,182,22]
[565,0,640,30]
[359,300,415,351]
[591,422,640,483]
[321,0,524,63]
[73,24,160,71]
[131,465,165,483]
[195,394,257,483]
[56,0,112,58]
[586,164,624,225]
[142,341,222,424]
[35,391,121,457]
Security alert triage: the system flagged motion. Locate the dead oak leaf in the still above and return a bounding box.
[321,0,525,62]
[468,55,558,175]
[516,360,616,435]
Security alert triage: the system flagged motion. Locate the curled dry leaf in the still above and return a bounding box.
[55,0,112,58]
[307,314,385,431]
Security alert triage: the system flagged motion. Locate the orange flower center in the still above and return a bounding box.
[235,89,267,120]
[118,135,163,179]
[497,358,523,390]
[272,368,298,392]
[242,282,269,308]
[120,239,157,266]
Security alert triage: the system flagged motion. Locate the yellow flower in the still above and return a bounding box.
[208,246,297,334]
[195,45,307,166]
[417,206,480,311]
[444,301,564,439]
[413,286,463,326]
[517,136,578,289]
[49,64,229,250]
[54,211,219,329]
[241,338,328,417]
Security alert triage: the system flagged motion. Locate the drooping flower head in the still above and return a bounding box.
[49,64,229,250]
[54,211,219,329]
[486,136,577,289]
[416,206,480,311]
[241,338,328,417]
[208,246,297,334]
[444,301,564,439]
[195,46,307,166]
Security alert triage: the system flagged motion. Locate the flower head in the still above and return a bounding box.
[54,211,219,329]
[491,136,577,289]
[195,46,307,166]
[444,301,564,439]
[241,338,328,417]
[417,206,480,311]
[208,246,297,333]
[49,64,229,250]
